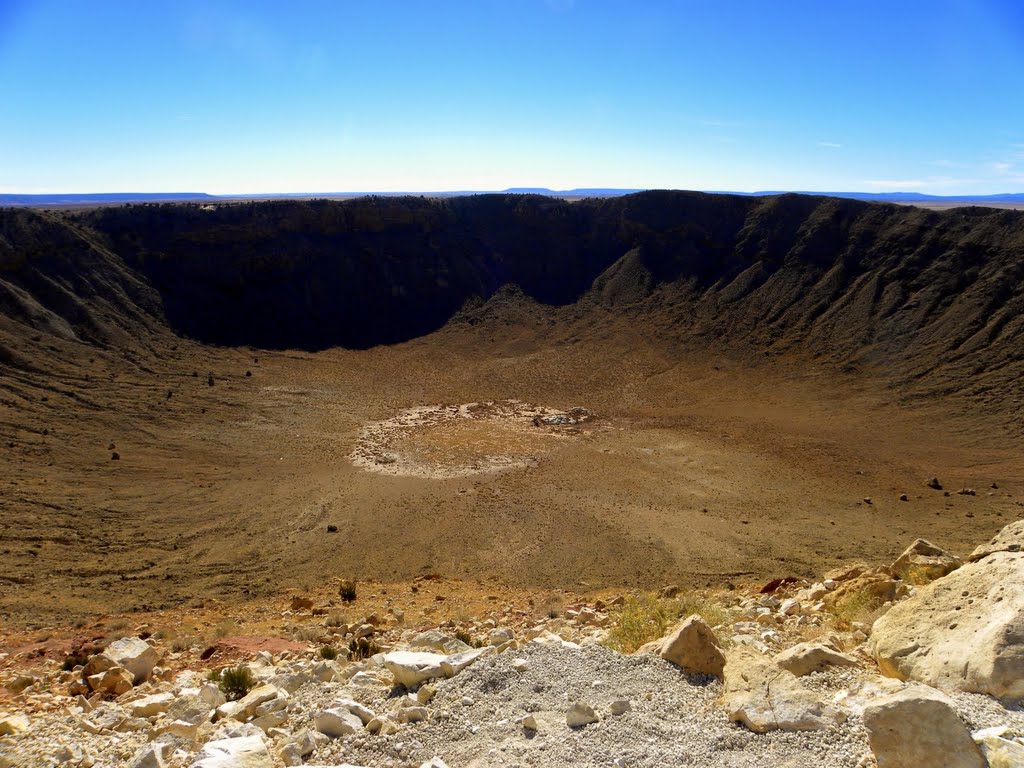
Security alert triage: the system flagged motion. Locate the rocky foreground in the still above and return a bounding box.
[2,522,1023,768]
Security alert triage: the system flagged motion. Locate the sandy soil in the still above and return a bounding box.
[1,304,1020,632]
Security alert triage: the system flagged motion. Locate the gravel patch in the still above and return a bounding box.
[304,643,872,768]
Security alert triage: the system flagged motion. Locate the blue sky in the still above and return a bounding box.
[2,0,1023,194]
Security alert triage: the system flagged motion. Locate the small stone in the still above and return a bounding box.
[566,702,599,728]
[398,706,429,724]
[314,708,363,738]
[127,742,171,768]
[0,714,29,736]
[609,700,632,715]
[521,714,539,731]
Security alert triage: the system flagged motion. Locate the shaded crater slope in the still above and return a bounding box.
[2,191,1023,407]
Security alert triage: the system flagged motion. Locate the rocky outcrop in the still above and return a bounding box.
[99,637,159,685]
[862,686,985,768]
[889,538,961,584]
[871,520,1024,700]
[721,649,845,732]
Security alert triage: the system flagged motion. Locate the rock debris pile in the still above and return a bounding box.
[2,522,1024,767]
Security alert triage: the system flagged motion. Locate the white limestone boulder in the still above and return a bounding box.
[383,651,449,689]
[658,614,726,678]
[871,520,1024,701]
[101,637,159,684]
[191,735,273,768]
[721,649,844,732]
[862,685,985,768]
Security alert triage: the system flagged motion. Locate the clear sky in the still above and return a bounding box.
[2,0,1023,195]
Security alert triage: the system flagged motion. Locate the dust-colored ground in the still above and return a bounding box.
[1,302,1020,635]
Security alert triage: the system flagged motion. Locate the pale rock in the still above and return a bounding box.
[251,710,288,732]
[331,698,376,725]
[779,598,802,616]
[214,700,245,722]
[512,658,529,673]
[314,708,364,738]
[566,702,599,728]
[268,672,312,693]
[348,671,388,687]
[253,697,287,718]
[199,683,226,708]
[366,716,400,735]
[658,615,726,678]
[800,583,829,602]
[419,759,449,768]
[383,651,448,689]
[398,706,429,724]
[0,713,29,736]
[721,649,845,732]
[871,522,1024,700]
[731,635,770,654]
[191,735,273,768]
[862,685,985,768]
[101,637,159,684]
[890,538,962,583]
[88,666,134,695]
[279,743,304,766]
[969,519,1024,561]
[128,742,171,768]
[610,700,632,715]
[441,646,493,676]
[416,685,437,704]
[157,720,201,741]
[127,692,174,718]
[775,642,860,677]
[521,714,539,731]
[410,630,470,655]
[233,685,287,720]
[972,725,1024,767]
[312,661,338,682]
[488,628,514,645]
[210,720,264,741]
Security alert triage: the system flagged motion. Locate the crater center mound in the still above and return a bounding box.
[349,399,596,478]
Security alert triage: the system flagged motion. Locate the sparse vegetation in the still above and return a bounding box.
[292,624,323,642]
[348,636,379,661]
[319,645,338,660]
[674,590,731,630]
[604,593,677,653]
[830,589,886,631]
[339,579,357,603]
[208,664,255,701]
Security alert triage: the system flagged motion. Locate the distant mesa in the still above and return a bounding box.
[4,188,1024,207]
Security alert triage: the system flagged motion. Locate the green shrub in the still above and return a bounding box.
[604,593,677,653]
[339,579,357,603]
[209,665,255,701]
[319,645,338,660]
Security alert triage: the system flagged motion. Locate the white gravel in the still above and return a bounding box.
[302,642,872,768]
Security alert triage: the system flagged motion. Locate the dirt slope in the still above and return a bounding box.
[0,193,1021,628]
